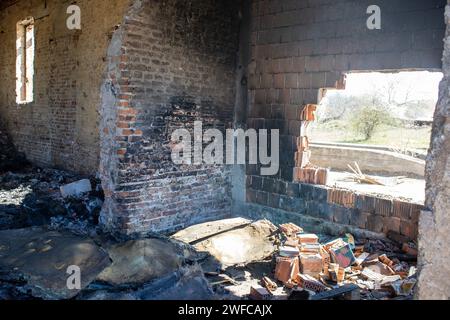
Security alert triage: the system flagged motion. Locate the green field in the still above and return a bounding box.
[310,120,432,154]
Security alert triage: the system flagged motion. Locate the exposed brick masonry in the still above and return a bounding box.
[246,176,422,240]
[100,0,240,234]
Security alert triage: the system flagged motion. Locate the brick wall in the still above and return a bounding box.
[100,0,240,234]
[246,176,423,240]
[0,0,130,174]
[242,0,445,238]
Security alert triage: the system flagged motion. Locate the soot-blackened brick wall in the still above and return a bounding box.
[243,0,445,235]
[100,0,240,234]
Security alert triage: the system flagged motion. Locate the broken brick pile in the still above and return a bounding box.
[250,223,418,300]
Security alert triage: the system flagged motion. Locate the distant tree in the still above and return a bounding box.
[350,106,389,141]
[318,93,352,122]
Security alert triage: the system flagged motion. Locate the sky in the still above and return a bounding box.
[343,71,443,102]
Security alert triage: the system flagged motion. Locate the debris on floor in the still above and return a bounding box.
[0,167,104,235]
[347,162,385,185]
[0,212,419,301]
[0,164,219,301]
[134,264,216,300]
[238,222,419,300]
[0,164,418,302]
[171,218,418,301]
[60,179,92,198]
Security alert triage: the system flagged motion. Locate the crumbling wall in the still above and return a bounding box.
[417,3,450,301]
[100,0,240,234]
[241,0,445,238]
[0,0,130,174]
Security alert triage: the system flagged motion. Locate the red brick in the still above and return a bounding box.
[295,150,311,168]
[118,94,132,100]
[299,104,317,121]
[118,109,137,116]
[356,195,376,213]
[275,256,299,284]
[122,129,133,136]
[327,189,355,208]
[117,122,130,129]
[400,220,418,241]
[410,204,423,223]
[299,253,323,278]
[383,216,401,234]
[296,136,309,152]
[392,200,412,219]
[119,115,136,122]
[374,198,392,216]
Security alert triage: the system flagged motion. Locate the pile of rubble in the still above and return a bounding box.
[0,167,103,236]
[249,223,418,300]
[0,213,419,301]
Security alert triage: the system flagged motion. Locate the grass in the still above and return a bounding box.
[310,120,432,154]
